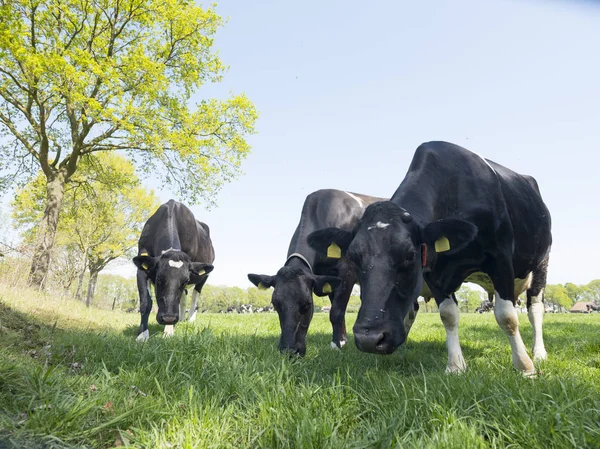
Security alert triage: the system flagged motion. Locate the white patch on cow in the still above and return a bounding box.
[439,297,466,373]
[330,342,341,350]
[367,221,390,231]
[188,290,199,322]
[345,191,364,207]
[514,272,533,298]
[494,294,535,375]
[168,260,184,268]
[527,288,547,361]
[340,339,346,347]
[136,330,149,342]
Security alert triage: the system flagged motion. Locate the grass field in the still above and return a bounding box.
[1,285,599,449]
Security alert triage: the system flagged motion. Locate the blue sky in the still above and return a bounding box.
[136,0,600,287]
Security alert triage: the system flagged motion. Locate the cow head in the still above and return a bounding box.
[133,251,213,325]
[247,268,341,356]
[308,201,477,355]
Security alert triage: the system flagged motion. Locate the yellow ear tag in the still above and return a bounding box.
[327,243,341,259]
[196,269,205,276]
[140,252,148,256]
[141,263,149,270]
[258,282,268,290]
[322,282,332,294]
[435,236,451,253]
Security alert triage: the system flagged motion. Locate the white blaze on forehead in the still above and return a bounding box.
[345,191,365,207]
[367,221,390,230]
[168,260,184,268]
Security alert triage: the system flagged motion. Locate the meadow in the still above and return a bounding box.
[0,285,599,449]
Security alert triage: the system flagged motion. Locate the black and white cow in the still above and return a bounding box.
[309,142,552,375]
[247,189,385,355]
[132,200,215,341]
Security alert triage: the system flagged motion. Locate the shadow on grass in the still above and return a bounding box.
[0,299,493,386]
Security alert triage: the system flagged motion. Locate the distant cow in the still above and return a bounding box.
[587,303,600,313]
[132,200,215,341]
[475,300,494,313]
[248,189,386,355]
[309,142,552,375]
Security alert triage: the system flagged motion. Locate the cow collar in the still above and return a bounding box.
[286,253,313,274]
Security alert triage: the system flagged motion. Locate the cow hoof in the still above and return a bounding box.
[339,340,347,347]
[445,363,467,374]
[136,330,149,342]
[163,325,174,338]
[522,370,538,379]
[533,348,547,362]
[330,342,341,350]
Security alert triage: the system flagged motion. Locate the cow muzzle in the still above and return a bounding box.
[353,325,401,354]
[159,314,178,325]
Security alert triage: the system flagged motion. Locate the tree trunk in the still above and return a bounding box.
[75,252,88,301]
[28,170,67,289]
[86,269,99,308]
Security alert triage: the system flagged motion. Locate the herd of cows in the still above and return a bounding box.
[132,141,552,376]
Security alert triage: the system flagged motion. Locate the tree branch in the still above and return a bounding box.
[0,110,40,161]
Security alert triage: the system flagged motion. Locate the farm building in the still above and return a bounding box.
[569,302,594,313]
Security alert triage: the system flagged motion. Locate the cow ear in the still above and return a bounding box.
[312,275,342,297]
[423,219,478,255]
[133,255,158,272]
[189,263,213,282]
[307,228,353,259]
[248,273,276,290]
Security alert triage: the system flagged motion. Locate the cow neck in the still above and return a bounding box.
[286,253,313,273]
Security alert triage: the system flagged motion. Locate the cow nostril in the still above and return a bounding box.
[376,331,390,349]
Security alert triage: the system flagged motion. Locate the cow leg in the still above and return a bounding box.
[189,277,208,323]
[188,290,199,322]
[179,290,187,322]
[136,270,152,342]
[491,261,535,375]
[163,325,174,337]
[438,295,466,373]
[527,257,549,361]
[330,261,356,349]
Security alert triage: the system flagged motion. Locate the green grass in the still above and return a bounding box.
[1,285,599,449]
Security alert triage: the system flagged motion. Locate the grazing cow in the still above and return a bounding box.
[248,189,386,355]
[308,142,552,375]
[587,303,600,313]
[132,200,215,341]
[475,300,494,313]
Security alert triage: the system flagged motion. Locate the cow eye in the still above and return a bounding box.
[405,251,415,263]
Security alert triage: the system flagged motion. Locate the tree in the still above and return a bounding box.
[545,284,572,312]
[581,279,600,303]
[564,282,584,303]
[13,152,159,300]
[0,0,257,288]
[455,285,484,313]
